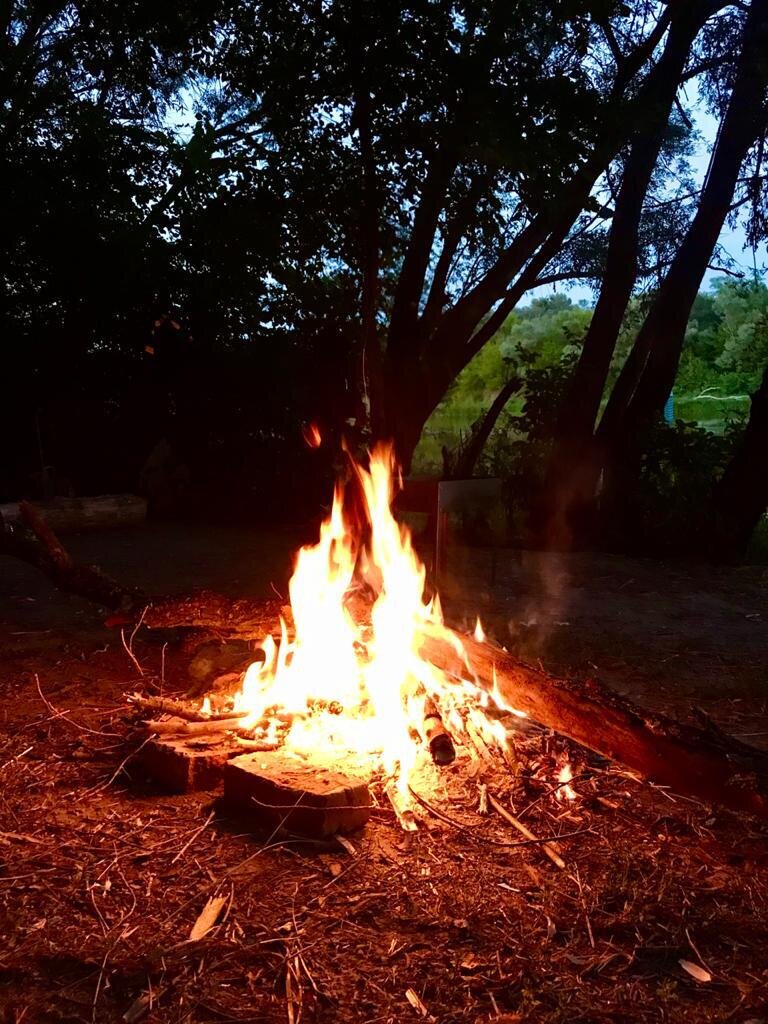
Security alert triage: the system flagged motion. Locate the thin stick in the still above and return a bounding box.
[129,694,244,723]
[516,771,590,820]
[35,674,114,737]
[407,786,589,850]
[121,606,148,677]
[488,792,566,869]
[171,810,215,865]
[144,716,249,736]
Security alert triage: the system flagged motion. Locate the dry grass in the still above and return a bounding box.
[1,650,767,1024]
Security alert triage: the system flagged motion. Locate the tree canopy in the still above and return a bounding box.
[2,0,768,553]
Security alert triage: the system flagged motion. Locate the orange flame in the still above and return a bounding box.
[227,443,520,802]
[556,760,578,801]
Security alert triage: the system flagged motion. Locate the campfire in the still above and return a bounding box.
[5,442,768,1021]
[125,439,768,835]
[135,442,528,833]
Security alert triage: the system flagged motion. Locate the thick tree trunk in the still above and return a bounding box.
[418,626,768,820]
[703,365,768,559]
[595,0,768,539]
[379,3,716,472]
[535,7,708,548]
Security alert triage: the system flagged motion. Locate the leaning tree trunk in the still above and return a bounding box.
[595,0,768,543]
[375,7,707,473]
[703,364,768,559]
[536,5,713,549]
[450,376,522,478]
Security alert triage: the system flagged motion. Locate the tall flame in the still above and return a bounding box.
[228,443,508,797]
[225,440,528,798]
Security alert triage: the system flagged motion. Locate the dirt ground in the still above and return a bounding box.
[1,524,767,1023]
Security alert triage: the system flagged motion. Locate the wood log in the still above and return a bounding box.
[223,751,373,836]
[417,625,768,820]
[1,494,146,533]
[422,697,456,765]
[1,504,144,611]
[139,734,236,792]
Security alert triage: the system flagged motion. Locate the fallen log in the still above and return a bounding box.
[418,625,768,821]
[3,504,283,633]
[1,494,147,533]
[0,503,144,611]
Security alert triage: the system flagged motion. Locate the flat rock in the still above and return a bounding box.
[224,750,373,836]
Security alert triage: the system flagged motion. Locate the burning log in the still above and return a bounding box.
[421,698,456,766]
[418,626,768,821]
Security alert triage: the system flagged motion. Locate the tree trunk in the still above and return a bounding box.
[418,625,768,820]
[536,7,709,548]
[451,376,522,479]
[703,364,768,559]
[596,0,768,540]
[379,3,717,472]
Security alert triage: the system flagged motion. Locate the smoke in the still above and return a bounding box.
[508,550,571,660]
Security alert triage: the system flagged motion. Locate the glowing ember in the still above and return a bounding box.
[302,421,322,448]
[219,443,515,801]
[556,760,578,801]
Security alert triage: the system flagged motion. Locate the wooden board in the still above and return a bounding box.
[139,735,236,792]
[223,750,373,836]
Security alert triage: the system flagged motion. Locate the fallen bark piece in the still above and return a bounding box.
[189,895,228,942]
[223,751,372,836]
[418,626,768,820]
[140,734,237,792]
